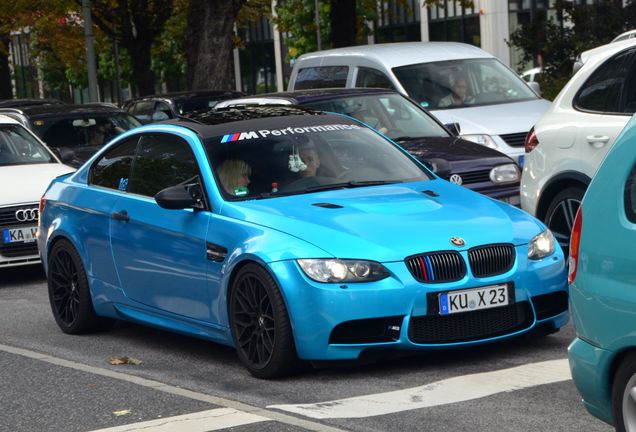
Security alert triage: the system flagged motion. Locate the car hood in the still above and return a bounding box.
[398,136,513,171]
[0,163,75,206]
[221,180,542,262]
[430,99,551,136]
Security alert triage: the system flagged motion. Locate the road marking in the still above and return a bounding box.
[90,408,267,432]
[268,359,572,419]
[0,343,346,432]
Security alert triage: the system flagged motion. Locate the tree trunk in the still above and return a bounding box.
[185,0,245,90]
[0,33,13,99]
[129,41,155,96]
[330,0,356,48]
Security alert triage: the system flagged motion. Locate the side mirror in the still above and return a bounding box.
[528,81,541,96]
[424,157,452,179]
[52,147,75,164]
[444,122,461,136]
[155,184,203,210]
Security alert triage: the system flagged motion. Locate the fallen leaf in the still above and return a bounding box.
[109,356,143,365]
[113,409,131,417]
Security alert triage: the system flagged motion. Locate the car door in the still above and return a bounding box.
[570,47,636,177]
[109,133,213,321]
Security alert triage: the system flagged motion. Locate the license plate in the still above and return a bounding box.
[518,155,524,168]
[2,226,37,244]
[439,284,509,315]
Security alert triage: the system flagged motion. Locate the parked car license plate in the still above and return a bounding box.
[3,226,37,244]
[439,284,509,315]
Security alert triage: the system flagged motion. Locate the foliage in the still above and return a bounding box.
[508,0,636,100]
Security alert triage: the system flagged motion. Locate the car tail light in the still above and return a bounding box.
[38,194,46,221]
[568,207,583,284]
[525,127,539,153]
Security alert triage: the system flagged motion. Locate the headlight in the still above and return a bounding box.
[528,229,555,260]
[297,259,390,283]
[461,134,498,149]
[490,163,520,184]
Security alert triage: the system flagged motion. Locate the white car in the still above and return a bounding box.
[521,37,636,252]
[0,114,74,268]
[288,42,549,165]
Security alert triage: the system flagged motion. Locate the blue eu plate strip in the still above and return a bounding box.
[439,293,449,315]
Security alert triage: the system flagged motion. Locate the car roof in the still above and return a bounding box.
[296,42,492,67]
[123,90,245,105]
[579,37,636,64]
[0,114,20,125]
[0,103,128,118]
[216,88,397,107]
[162,105,347,138]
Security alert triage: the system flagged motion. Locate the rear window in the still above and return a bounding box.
[295,66,349,90]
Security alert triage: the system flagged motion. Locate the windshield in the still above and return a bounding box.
[32,113,141,149]
[303,94,449,141]
[204,120,430,200]
[0,124,55,166]
[393,58,538,110]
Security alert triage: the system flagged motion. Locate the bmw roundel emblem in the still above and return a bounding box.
[449,174,463,185]
[450,237,465,247]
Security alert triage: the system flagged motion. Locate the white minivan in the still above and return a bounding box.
[288,42,550,165]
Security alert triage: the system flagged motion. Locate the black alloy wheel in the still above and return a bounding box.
[48,239,114,334]
[544,186,584,257]
[229,263,300,379]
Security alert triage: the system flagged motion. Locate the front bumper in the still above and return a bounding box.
[568,337,615,426]
[270,245,568,360]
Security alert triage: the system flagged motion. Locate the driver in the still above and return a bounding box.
[299,147,320,177]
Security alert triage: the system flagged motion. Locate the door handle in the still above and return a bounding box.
[111,210,129,222]
[586,135,610,146]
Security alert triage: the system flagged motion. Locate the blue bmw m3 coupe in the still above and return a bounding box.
[38,105,568,378]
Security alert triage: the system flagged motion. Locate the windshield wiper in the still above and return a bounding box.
[305,180,399,192]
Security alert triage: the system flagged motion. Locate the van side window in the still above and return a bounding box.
[295,66,349,90]
[625,164,636,223]
[355,68,395,90]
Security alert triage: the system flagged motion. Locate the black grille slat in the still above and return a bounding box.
[458,170,491,184]
[405,251,466,283]
[1,242,38,258]
[500,132,528,147]
[408,301,533,344]
[0,204,39,228]
[468,244,515,278]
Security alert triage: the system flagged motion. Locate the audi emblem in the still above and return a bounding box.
[449,174,463,185]
[15,208,39,222]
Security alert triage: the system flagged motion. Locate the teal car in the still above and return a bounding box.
[569,114,636,431]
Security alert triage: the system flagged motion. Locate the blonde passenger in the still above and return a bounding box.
[217,159,251,196]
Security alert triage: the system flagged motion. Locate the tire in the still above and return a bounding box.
[544,186,584,257]
[613,352,636,432]
[229,263,301,379]
[47,239,115,334]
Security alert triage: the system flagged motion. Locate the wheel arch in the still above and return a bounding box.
[536,171,591,221]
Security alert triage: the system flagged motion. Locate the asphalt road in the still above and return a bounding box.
[0,265,612,432]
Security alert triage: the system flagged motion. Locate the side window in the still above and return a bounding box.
[575,49,635,114]
[129,134,200,197]
[355,67,394,89]
[295,66,349,90]
[625,164,636,223]
[89,137,139,191]
[132,100,154,122]
[152,102,173,121]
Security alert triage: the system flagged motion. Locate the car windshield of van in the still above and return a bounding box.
[303,93,449,141]
[32,113,141,149]
[393,58,538,110]
[0,124,55,166]
[204,121,430,200]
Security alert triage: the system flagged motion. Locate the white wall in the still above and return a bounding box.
[477,0,511,66]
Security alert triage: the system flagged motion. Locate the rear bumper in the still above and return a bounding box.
[568,337,614,426]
